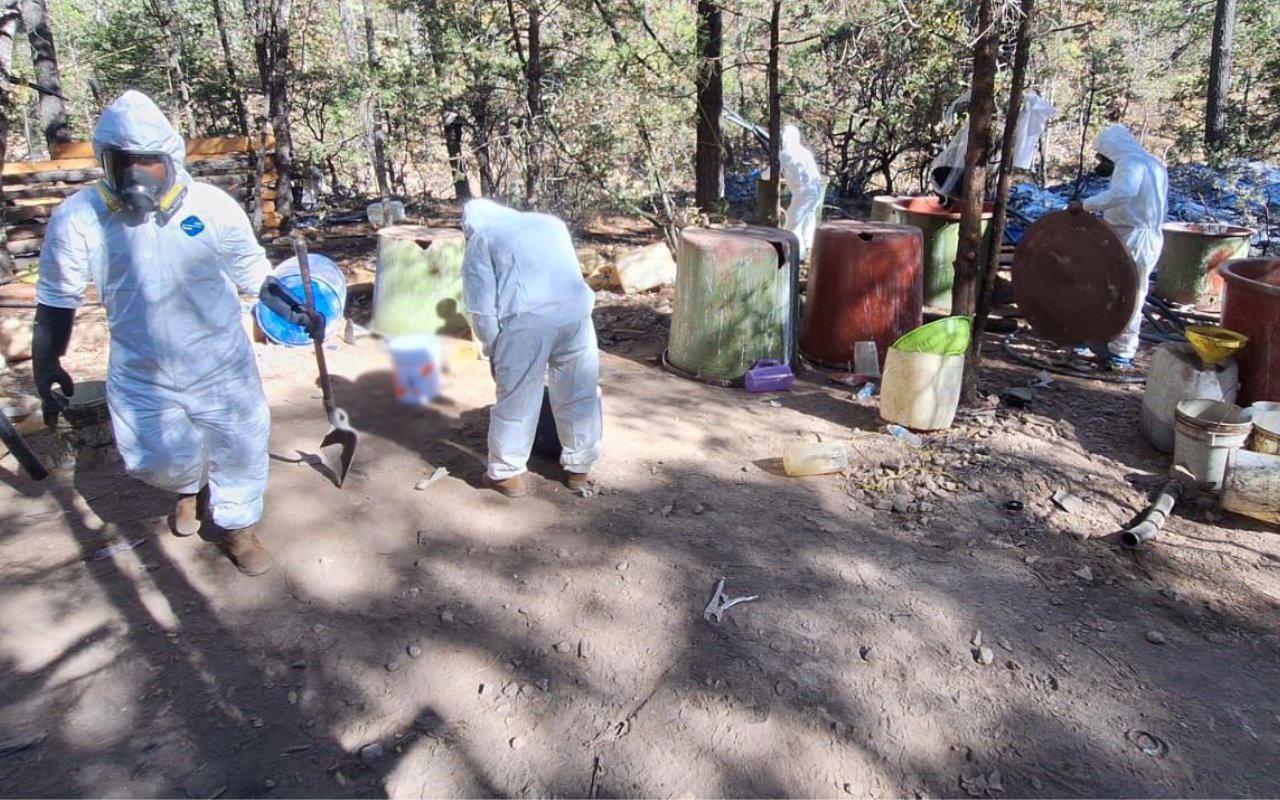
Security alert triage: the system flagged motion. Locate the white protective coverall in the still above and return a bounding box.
[780,125,823,260]
[37,91,273,529]
[1081,124,1168,360]
[461,199,602,481]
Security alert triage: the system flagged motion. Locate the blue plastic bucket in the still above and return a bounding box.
[254,253,347,346]
[388,335,443,404]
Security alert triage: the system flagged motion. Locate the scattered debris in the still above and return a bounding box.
[960,768,1005,797]
[91,539,146,562]
[359,743,383,765]
[414,466,449,491]
[1125,729,1170,758]
[884,424,924,448]
[1051,489,1085,515]
[703,577,760,623]
[1001,386,1037,408]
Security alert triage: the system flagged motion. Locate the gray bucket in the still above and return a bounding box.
[1172,399,1252,489]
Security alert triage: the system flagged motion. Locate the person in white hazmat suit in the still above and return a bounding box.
[779,125,823,260]
[461,199,602,498]
[1077,124,1169,367]
[32,91,316,576]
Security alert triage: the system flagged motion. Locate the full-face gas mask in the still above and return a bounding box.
[99,148,185,215]
[1094,153,1116,178]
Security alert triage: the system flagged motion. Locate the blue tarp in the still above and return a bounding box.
[1005,161,1280,249]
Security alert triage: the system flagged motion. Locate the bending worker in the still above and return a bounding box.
[461,199,602,498]
[33,90,315,576]
[780,124,823,261]
[1079,124,1168,368]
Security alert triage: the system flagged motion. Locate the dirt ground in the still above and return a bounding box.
[1,235,1279,799]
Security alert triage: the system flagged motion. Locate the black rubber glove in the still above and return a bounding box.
[259,276,325,340]
[32,304,75,426]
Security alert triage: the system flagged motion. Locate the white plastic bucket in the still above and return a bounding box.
[1248,411,1280,456]
[1140,342,1239,453]
[878,348,964,431]
[388,335,443,405]
[367,200,407,227]
[1222,449,1280,525]
[1172,399,1252,489]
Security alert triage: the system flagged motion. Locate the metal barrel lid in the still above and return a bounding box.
[1011,209,1141,346]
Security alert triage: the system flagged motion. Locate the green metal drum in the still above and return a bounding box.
[1154,222,1253,310]
[667,226,797,383]
[372,226,469,336]
[893,197,993,312]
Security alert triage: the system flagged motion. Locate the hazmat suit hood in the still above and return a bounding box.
[462,198,523,238]
[92,90,190,213]
[1092,124,1147,162]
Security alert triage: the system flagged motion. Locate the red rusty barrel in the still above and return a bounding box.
[801,220,923,368]
[1220,258,1280,404]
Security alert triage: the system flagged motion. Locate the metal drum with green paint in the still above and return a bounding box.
[666,226,797,384]
[893,196,993,312]
[372,226,469,336]
[1154,222,1254,311]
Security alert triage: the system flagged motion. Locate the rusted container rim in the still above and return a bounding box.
[1162,222,1254,238]
[893,196,994,220]
[1220,258,1280,299]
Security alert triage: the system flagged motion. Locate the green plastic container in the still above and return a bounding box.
[667,226,797,383]
[372,226,469,336]
[1154,222,1253,310]
[892,316,972,355]
[893,197,993,312]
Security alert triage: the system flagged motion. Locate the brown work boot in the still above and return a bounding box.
[219,527,274,577]
[172,486,208,537]
[484,473,531,498]
[566,471,592,492]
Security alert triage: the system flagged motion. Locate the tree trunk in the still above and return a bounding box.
[948,0,997,324]
[444,113,470,200]
[361,0,391,218]
[336,0,361,63]
[0,0,20,277]
[210,0,250,137]
[250,0,295,229]
[19,0,70,148]
[148,0,198,136]
[1205,0,1236,154]
[523,1,542,206]
[758,0,782,226]
[965,0,1035,404]
[694,0,723,211]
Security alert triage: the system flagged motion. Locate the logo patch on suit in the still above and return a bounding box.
[179,215,206,237]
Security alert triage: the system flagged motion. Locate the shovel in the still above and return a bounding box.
[292,235,358,487]
[0,410,48,480]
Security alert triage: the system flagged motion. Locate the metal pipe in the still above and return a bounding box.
[1121,480,1183,548]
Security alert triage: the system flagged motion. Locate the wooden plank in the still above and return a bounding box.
[49,136,276,161]
[6,237,42,256]
[1,151,272,179]
[3,157,99,177]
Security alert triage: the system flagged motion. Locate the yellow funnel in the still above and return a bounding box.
[1185,325,1247,365]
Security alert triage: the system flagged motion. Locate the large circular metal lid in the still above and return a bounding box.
[1012,209,1141,346]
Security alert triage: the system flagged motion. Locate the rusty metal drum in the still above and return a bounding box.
[800,221,923,369]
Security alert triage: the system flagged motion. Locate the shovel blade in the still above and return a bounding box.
[320,426,358,488]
